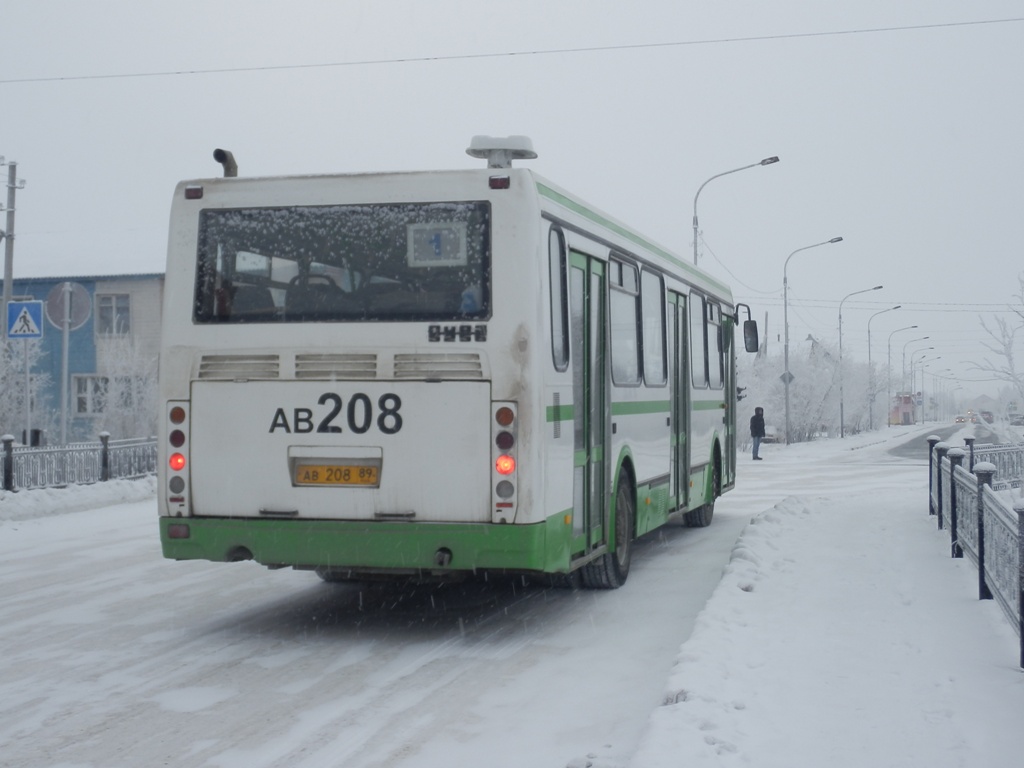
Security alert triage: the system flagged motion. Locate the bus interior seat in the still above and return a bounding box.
[286,278,353,318]
[231,285,276,321]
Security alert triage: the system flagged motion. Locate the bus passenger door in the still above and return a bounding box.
[570,252,608,553]
[722,318,737,488]
[668,292,689,511]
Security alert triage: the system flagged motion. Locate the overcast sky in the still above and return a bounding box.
[2,1,1022,397]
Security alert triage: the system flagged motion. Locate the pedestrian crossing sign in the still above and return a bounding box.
[7,300,44,339]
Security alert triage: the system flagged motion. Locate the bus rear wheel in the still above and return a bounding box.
[685,453,720,528]
[581,470,634,589]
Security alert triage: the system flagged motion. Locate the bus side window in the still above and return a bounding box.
[609,258,640,386]
[641,269,666,386]
[549,227,569,371]
[690,294,708,388]
[706,300,723,389]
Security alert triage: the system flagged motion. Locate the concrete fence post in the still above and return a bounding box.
[935,442,950,530]
[947,449,965,558]
[927,435,941,516]
[974,462,996,601]
[2,434,14,492]
[1015,500,1024,670]
[963,436,976,471]
[99,431,111,482]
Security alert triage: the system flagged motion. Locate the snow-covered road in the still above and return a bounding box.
[1,479,750,768]
[5,422,1022,768]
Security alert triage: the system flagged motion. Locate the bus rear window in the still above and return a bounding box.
[193,202,491,323]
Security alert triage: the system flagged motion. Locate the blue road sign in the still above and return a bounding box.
[7,300,44,338]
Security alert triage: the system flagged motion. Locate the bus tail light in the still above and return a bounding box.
[165,401,190,511]
[491,402,518,522]
[167,524,191,539]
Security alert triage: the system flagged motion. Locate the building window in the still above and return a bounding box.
[74,374,140,415]
[75,375,108,415]
[97,294,131,335]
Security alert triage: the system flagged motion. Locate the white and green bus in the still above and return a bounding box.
[158,137,758,588]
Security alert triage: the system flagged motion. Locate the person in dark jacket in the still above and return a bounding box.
[750,406,766,460]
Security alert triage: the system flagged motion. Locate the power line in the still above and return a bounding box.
[738,296,1022,313]
[2,17,1022,85]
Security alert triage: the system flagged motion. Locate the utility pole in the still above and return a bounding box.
[2,158,27,340]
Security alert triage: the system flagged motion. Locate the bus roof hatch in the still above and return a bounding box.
[466,135,537,168]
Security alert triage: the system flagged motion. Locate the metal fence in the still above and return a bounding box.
[968,438,1024,491]
[928,436,1024,668]
[1,432,156,491]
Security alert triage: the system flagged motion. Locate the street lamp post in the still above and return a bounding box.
[887,326,919,427]
[903,340,933,392]
[783,237,844,444]
[933,368,953,420]
[2,159,26,341]
[839,285,883,437]
[867,305,901,430]
[911,351,939,424]
[902,340,933,424]
[692,156,779,266]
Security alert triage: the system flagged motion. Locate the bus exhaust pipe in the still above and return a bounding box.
[434,548,453,567]
[227,546,253,562]
[213,148,238,178]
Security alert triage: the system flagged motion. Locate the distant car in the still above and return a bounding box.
[1010,415,1024,427]
[761,426,779,444]
[954,415,967,424]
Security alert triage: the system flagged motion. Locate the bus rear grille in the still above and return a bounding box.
[394,353,483,379]
[198,354,281,380]
[295,353,377,379]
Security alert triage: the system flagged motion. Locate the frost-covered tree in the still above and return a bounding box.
[93,335,158,439]
[973,274,1024,407]
[736,332,877,443]
[0,338,51,442]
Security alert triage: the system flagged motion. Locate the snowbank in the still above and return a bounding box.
[629,431,1024,768]
[0,476,156,521]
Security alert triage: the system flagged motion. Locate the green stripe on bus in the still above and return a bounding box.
[546,403,575,422]
[537,182,732,296]
[610,400,671,416]
[692,400,727,411]
[553,400,722,418]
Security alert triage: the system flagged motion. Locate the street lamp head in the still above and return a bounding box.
[693,156,780,265]
[829,236,843,243]
[872,285,883,290]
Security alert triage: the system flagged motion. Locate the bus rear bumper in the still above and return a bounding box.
[159,515,571,575]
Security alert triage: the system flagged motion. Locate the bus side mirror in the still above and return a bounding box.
[743,320,759,354]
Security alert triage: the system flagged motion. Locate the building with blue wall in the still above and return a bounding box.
[2,273,163,443]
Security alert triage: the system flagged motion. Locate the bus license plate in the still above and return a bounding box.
[294,464,380,487]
